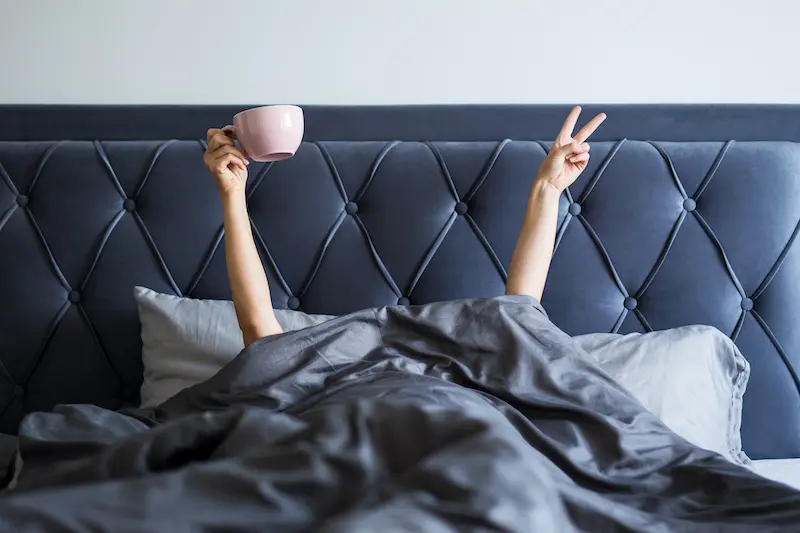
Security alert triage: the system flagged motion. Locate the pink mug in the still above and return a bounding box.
[223,105,304,162]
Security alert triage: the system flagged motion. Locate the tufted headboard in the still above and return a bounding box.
[1,105,799,459]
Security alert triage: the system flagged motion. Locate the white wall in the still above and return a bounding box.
[0,0,796,104]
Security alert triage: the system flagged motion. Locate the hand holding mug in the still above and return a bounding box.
[204,128,250,195]
[204,105,305,195]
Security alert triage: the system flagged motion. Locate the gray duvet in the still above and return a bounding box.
[2,296,798,532]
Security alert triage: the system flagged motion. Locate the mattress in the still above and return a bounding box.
[752,459,800,490]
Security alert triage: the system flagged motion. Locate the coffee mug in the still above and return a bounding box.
[223,105,304,162]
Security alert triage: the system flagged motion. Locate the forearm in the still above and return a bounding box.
[505,180,562,301]
[221,192,282,345]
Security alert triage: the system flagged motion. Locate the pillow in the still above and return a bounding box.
[135,287,750,466]
[573,327,751,466]
[134,287,334,408]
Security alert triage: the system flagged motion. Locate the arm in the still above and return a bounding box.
[220,191,283,345]
[505,181,561,301]
[204,129,283,346]
[506,107,607,301]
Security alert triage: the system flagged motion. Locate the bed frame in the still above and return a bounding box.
[0,105,799,459]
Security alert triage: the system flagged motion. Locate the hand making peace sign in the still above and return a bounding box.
[535,106,607,193]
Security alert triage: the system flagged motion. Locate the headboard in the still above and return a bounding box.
[1,105,799,459]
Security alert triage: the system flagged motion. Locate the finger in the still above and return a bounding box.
[214,153,247,172]
[215,153,248,171]
[207,133,236,153]
[573,113,607,143]
[210,144,249,164]
[568,153,590,164]
[208,133,235,152]
[209,132,248,159]
[207,128,225,143]
[552,140,584,159]
[557,106,582,141]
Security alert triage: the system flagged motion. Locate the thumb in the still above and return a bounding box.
[551,140,584,160]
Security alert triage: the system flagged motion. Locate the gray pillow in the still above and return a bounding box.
[135,287,750,466]
[134,286,333,408]
[573,327,751,466]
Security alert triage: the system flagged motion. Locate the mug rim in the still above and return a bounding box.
[233,105,302,120]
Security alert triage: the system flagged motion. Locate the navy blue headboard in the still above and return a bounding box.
[1,105,799,459]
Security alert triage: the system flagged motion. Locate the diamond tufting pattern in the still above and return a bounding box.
[1,137,799,459]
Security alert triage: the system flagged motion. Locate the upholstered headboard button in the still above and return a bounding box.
[683,198,696,212]
[345,201,358,215]
[568,202,582,216]
[287,297,301,310]
[455,202,468,215]
[68,291,81,304]
[624,297,638,310]
[16,194,28,207]
[124,199,136,212]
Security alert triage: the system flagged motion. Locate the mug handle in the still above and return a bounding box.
[221,125,248,158]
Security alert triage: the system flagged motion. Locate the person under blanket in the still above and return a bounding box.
[4,109,799,532]
[203,106,607,345]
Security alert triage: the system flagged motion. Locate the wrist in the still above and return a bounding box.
[220,189,247,211]
[530,180,562,204]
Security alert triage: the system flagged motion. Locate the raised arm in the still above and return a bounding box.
[203,128,283,346]
[506,107,606,301]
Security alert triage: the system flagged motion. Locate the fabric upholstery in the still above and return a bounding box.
[0,106,799,460]
[3,105,800,142]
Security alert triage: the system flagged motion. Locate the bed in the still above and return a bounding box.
[0,105,799,527]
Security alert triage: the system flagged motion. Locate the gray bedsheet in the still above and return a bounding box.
[2,296,798,532]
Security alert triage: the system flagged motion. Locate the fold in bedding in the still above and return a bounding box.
[2,296,798,532]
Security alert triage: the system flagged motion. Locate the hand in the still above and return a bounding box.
[204,128,250,195]
[535,106,607,193]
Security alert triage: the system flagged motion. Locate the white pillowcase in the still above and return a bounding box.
[134,287,333,408]
[573,328,751,466]
[134,287,750,466]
